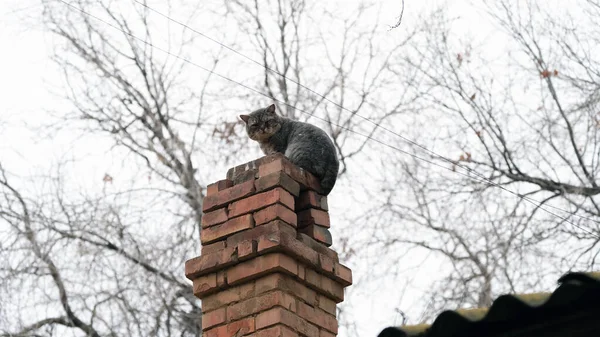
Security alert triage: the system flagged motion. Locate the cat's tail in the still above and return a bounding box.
[319,161,339,195]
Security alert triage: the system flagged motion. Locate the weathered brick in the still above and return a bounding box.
[297,264,306,280]
[202,282,255,312]
[201,214,255,245]
[296,191,328,211]
[258,158,322,193]
[227,290,297,321]
[297,234,338,262]
[205,317,255,337]
[202,208,229,228]
[202,241,227,255]
[318,254,334,274]
[255,273,317,307]
[237,240,256,259]
[203,179,256,212]
[192,273,218,297]
[317,295,337,316]
[296,301,338,334]
[185,245,236,279]
[255,307,319,337]
[233,168,258,185]
[299,225,332,247]
[227,253,298,285]
[227,154,285,181]
[228,188,294,218]
[320,276,344,303]
[256,231,284,253]
[207,179,233,196]
[216,270,227,288]
[272,233,319,268]
[254,204,297,227]
[333,263,352,287]
[303,270,344,303]
[226,220,296,248]
[247,325,299,337]
[297,208,330,228]
[255,171,300,197]
[320,329,336,337]
[202,307,226,330]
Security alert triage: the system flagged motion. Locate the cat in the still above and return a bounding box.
[240,104,339,195]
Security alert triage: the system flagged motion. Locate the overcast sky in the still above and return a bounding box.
[0,1,527,336]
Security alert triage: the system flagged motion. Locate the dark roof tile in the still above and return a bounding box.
[378,271,600,337]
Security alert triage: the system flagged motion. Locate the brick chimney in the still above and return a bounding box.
[185,154,352,337]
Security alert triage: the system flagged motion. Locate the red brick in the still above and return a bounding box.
[255,307,319,337]
[296,301,338,334]
[207,179,233,196]
[192,273,218,297]
[201,241,226,255]
[258,158,322,193]
[202,208,229,228]
[305,269,321,289]
[185,246,236,279]
[217,271,227,287]
[296,191,328,211]
[317,295,337,316]
[233,168,258,185]
[248,325,298,337]
[202,282,255,312]
[297,208,330,228]
[299,225,332,247]
[202,307,226,330]
[252,230,320,270]
[255,171,300,196]
[227,154,284,181]
[255,274,317,307]
[227,290,297,321]
[320,276,344,303]
[228,188,294,218]
[201,214,255,245]
[277,234,319,267]
[254,204,297,227]
[297,264,306,280]
[203,180,256,212]
[205,317,255,337]
[320,329,336,337]
[237,240,255,259]
[318,254,334,274]
[303,270,343,303]
[256,232,283,253]
[227,253,298,285]
[227,220,296,248]
[297,234,338,262]
[333,263,352,287]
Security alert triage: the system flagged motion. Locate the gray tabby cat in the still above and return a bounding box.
[240,104,339,195]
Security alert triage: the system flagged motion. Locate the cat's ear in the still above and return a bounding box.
[239,115,250,123]
[266,104,276,114]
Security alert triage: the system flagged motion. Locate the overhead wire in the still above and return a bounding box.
[131,0,600,227]
[55,0,600,237]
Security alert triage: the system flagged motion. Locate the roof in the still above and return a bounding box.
[378,271,600,337]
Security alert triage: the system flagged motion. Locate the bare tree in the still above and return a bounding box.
[1,0,422,336]
[0,162,201,336]
[361,0,600,321]
[223,0,421,174]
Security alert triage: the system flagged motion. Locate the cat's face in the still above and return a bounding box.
[239,104,282,141]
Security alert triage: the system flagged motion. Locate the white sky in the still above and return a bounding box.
[0,0,542,336]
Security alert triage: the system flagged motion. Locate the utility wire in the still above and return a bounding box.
[56,0,600,238]
[131,0,600,226]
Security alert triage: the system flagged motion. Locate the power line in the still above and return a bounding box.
[55,0,600,238]
[130,0,600,226]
